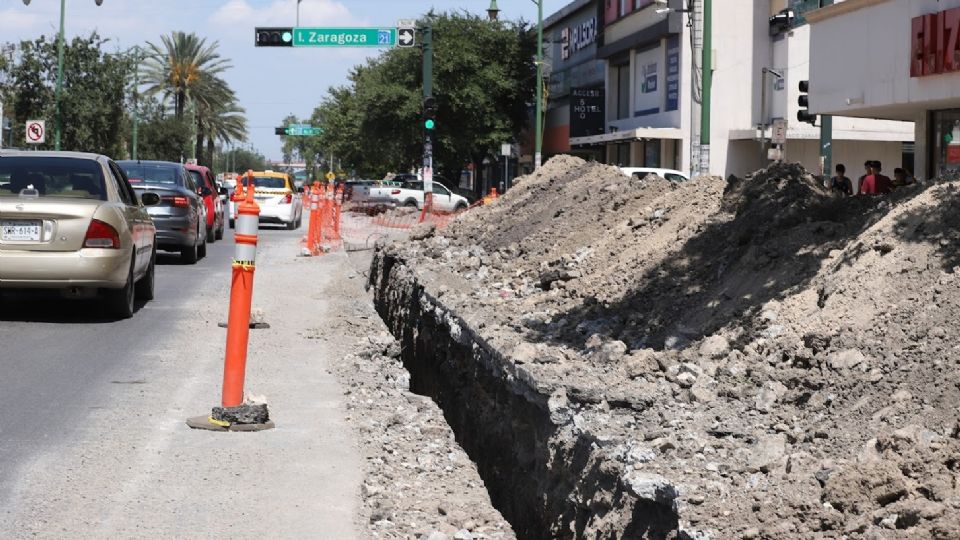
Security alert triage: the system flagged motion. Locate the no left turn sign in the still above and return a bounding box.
[25,120,45,144]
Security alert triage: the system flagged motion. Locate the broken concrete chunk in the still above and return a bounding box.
[624,349,659,378]
[597,340,628,363]
[698,335,730,358]
[620,470,679,510]
[828,348,865,370]
[748,433,787,473]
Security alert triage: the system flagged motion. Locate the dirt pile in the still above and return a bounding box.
[378,155,960,538]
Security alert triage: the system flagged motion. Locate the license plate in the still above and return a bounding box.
[1,220,42,241]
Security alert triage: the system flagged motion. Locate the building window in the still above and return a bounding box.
[642,139,661,167]
[932,109,960,177]
[616,142,631,166]
[616,64,630,120]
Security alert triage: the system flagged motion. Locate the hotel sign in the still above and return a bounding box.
[911,7,960,77]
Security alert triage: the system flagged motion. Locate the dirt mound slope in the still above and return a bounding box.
[383,156,960,538]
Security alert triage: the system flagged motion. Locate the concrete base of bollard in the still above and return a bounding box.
[217,321,270,329]
[185,415,275,432]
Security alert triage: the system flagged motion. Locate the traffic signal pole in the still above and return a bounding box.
[420,24,434,219]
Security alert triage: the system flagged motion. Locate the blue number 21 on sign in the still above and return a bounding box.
[378,30,390,45]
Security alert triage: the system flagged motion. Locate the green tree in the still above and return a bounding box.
[311,11,536,185]
[224,147,266,173]
[135,96,191,161]
[141,32,230,120]
[3,33,129,154]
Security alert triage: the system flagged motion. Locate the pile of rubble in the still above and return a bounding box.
[375,156,960,538]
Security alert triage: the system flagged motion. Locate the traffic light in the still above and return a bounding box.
[255,27,293,47]
[423,96,437,130]
[797,80,817,125]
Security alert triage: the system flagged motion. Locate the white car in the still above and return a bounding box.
[619,167,690,182]
[392,181,469,212]
[230,172,302,230]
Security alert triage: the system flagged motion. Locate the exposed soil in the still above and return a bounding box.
[375,155,960,538]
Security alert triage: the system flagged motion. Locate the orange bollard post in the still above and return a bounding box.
[490,187,498,199]
[306,181,321,256]
[185,171,273,432]
[221,170,260,408]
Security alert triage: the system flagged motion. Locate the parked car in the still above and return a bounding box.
[117,160,207,263]
[0,150,160,318]
[619,167,690,182]
[232,171,302,230]
[185,164,225,242]
[391,180,471,212]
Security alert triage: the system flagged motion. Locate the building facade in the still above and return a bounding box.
[540,0,913,179]
[807,0,960,181]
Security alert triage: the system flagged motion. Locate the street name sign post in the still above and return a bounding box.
[293,27,396,47]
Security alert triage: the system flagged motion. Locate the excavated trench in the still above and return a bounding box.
[369,248,681,540]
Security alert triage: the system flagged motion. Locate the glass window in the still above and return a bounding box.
[242,176,288,189]
[932,109,960,178]
[0,157,107,200]
[433,184,451,196]
[108,162,134,205]
[616,64,630,120]
[118,162,182,186]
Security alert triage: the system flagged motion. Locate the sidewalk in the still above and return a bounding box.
[0,233,362,539]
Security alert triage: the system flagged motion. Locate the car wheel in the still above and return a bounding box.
[229,218,235,229]
[404,199,418,208]
[286,219,296,230]
[135,249,156,301]
[105,259,135,319]
[198,232,208,259]
[216,222,224,240]
[455,203,468,212]
[206,225,216,244]
[181,238,198,264]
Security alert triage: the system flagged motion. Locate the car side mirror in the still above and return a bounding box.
[199,186,213,197]
[218,186,228,196]
[141,192,161,206]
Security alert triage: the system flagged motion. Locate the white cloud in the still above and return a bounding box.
[0,9,44,34]
[211,0,361,28]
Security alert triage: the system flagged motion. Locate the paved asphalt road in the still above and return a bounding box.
[0,229,234,500]
[0,223,361,538]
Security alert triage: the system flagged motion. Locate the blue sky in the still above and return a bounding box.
[0,0,564,161]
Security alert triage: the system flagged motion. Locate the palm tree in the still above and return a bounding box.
[141,31,230,120]
[202,99,248,168]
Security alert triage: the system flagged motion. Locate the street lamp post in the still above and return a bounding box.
[22,0,104,151]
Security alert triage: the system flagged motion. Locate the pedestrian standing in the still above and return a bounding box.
[829,163,853,196]
[857,159,872,194]
[860,160,893,195]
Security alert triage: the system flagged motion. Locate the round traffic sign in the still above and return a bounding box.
[26,121,45,144]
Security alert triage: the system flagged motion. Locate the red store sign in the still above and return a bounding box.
[911,7,960,77]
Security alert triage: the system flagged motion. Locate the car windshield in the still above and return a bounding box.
[242,176,287,189]
[119,163,182,186]
[0,157,107,201]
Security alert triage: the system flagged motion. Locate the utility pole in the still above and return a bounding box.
[699,0,712,174]
[421,23,434,217]
[534,0,543,169]
[131,46,140,160]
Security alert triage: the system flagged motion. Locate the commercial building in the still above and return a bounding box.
[807,0,960,181]
[539,0,913,179]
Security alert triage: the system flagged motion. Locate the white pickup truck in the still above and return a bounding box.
[354,180,469,212]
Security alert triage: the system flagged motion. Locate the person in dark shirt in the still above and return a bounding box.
[829,163,853,196]
[860,160,893,195]
[892,167,915,188]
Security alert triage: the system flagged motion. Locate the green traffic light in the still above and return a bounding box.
[424,119,435,130]
[282,31,292,43]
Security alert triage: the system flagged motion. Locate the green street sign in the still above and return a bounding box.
[946,133,954,143]
[293,27,396,48]
[285,125,323,136]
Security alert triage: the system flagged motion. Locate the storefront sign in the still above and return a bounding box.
[948,144,960,165]
[561,17,597,60]
[910,7,960,77]
[570,87,605,138]
[665,35,680,112]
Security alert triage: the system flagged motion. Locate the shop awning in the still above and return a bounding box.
[570,127,684,146]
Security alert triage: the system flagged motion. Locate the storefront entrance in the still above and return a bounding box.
[932,109,960,177]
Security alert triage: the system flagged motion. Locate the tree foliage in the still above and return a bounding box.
[1,33,129,155]
[298,11,536,180]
